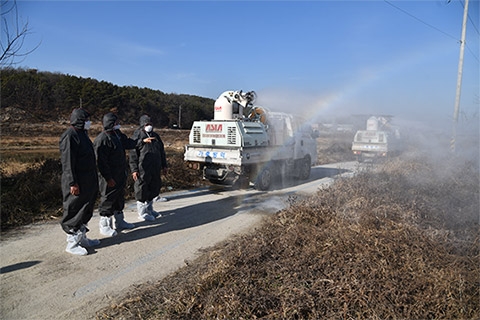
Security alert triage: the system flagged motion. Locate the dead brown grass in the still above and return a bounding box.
[0,128,202,230]
[96,154,479,320]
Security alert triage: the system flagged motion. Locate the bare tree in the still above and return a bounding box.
[1,0,40,67]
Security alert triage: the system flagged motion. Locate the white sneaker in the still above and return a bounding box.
[66,232,88,256]
[137,201,155,221]
[99,216,118,237]
[157,197,168,202]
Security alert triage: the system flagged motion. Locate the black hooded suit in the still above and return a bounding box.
[59,108,98,234]
[129,115,168,203]
[93,113,136,217]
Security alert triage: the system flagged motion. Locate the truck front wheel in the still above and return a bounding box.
[255,166,272,191]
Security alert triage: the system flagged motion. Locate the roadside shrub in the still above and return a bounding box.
[1,159,63,229]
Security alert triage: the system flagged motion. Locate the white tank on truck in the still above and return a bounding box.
[352,116,402,162]
[184,90,318,190]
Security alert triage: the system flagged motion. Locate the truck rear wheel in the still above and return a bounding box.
[298,156,311,180]
[255,166,272,191]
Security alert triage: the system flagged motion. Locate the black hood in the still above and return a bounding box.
[102,112,118,131]
[70,108,90,130]
[139,115,152,127]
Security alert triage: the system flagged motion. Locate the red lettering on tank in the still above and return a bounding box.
[206,124,223,132]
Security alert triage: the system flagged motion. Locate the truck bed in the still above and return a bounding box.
[184,144,296,166]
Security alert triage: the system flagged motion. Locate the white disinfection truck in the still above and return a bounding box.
[184,90,318,190]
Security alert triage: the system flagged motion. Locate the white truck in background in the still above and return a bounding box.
[352,116,402,162]
[184,90,318,190]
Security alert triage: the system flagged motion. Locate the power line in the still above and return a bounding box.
[384,0,479,63]
[458,0,480,63]
[460,0,479,36]
[384,0,458,41]
[464,43,479,63]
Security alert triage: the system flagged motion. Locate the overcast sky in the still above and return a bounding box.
[11,0,480,128]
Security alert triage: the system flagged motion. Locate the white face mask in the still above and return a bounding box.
[113,124,121,130]
[144,125,153,133]
[84,120,92,130]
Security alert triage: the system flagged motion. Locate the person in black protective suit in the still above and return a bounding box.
[93,112,137,237]
[129,115,168,221]
[60,108,100,256]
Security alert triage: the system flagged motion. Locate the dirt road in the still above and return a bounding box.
[0,162,356,320]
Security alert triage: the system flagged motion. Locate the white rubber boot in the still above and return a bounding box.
[99,216,118,237]
[114,211,135,230]
[66,231,88,256]
[80,225,100,247]
[147,201,161,218]
[137,201,154,221]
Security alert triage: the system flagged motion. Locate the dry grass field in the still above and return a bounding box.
[1,122,478,319]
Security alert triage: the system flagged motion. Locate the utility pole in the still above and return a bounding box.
[451,0,469,153]
[178,105,182,129]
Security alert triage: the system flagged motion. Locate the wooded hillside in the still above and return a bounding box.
[0,68,215,128]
